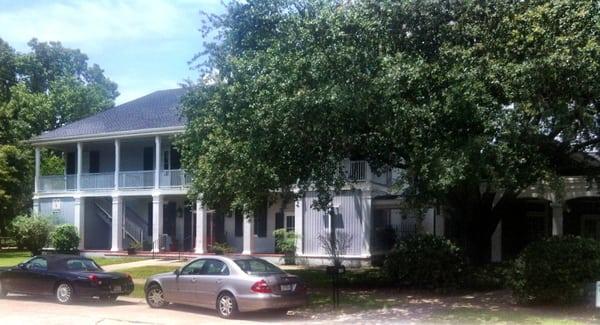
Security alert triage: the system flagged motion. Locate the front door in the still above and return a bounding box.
[195,259,229,307]
[163,202,177,251]
[175,259,206,304]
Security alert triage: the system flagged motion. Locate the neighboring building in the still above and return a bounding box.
[30,89,599,265]
[30,89,439,265]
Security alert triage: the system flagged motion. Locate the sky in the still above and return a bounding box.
[0,0,225,104]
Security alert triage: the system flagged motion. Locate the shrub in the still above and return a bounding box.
[509,236,600,304]
[50,224,80,252]
[10,214,52,255]
[273,229,300,264]
[462,262,511,291]
[211,242,234,255]
[382,234,466,289]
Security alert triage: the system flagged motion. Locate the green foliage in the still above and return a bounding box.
[9,214,51,255]
[0,37,117,231]
[462,262,511,291]
[50,224,80,252]
[382,234,466,289]
[181,0,600,219]
[509,236,600,304]
[273,228,299,254]
[210,242,234,255]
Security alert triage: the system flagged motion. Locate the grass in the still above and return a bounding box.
[93,256,147,266]
[117,265,178,279]
[429,307,590,324]
[0,250,32,266]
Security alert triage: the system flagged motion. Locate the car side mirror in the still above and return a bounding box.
[17,263,25,269]
[174,269,180,276]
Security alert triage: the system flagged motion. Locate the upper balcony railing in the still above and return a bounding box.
[119,171,154,189]
[38,169,192,193]
[342,160,393,186]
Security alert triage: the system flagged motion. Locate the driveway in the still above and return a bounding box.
[0,295,309,325]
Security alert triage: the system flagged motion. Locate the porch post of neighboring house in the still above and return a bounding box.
[242,213,255,255]
[74,196,85,250]
[294,194,304,255]
[194,200,206,254]
[111,195,123,251]
[76,142,83,191]
[114,139,120,190]
[152,194,164,252]
[551,202,564,236]
[491,221,502,262]
[361,190,372,257]
[34,146,40,193]
[32,198,40,214]
[154,136,161,189]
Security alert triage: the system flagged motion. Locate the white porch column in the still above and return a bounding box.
[114,139,120,190]
[32,198,40,215]
[34,147,40,193]
[74,196,85,250]
[76,142,83,191]
[111,195,123,251]
[154,136,161,189]
[361,191,372,257]
[152,194,164,252]
[294,195,304,255]
[491,221,502,262]
[242,213,255,255]
[551,202,564,236]
[194,200,206,254]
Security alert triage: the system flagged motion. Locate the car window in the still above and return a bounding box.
[235,259,283,274]
[203,260,229,276]
[66,259,102,272]
[26,257,47,271]
[181,259,206,275]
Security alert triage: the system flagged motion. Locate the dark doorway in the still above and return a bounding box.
[143,147,153,170]
[163,202,177,251]
[183,203,192,251]
[89,151,100,173]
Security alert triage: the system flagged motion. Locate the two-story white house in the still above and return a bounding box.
[30,89,442,265]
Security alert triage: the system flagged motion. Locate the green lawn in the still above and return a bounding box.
[117,265,178,279]
[0,251,32,266]
[93,256,147,266]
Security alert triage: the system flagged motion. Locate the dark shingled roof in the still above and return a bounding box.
[34,88,187,141]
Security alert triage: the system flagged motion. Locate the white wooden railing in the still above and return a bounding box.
[119,171,154,189]
[160,169,192,188]
[39,175,77,192]
[80,173,114,190]
[342,160,392,186]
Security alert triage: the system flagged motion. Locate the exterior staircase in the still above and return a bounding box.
[94,198,146,245]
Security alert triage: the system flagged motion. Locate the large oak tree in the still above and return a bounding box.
[181,0,600,262]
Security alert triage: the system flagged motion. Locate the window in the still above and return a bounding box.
[181,259,206,275]
[170,146,181,169]
[143,147,154,171]
[323,208,344,230]
[89,151,100,173]
[275,212,284,230]
[374,209,391,229]
[26,257,47,271]
[286,215,295,232]
[66,152,76,175]
[66,259,101,272]
[234,210,243,237]
[203,260,229,275]
[253,204,267,238]
[234,259,283,274]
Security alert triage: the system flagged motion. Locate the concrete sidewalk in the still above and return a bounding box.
[102,259,185,272]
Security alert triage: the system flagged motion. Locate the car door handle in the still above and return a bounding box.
[191,278,197,283]
[216,279,223,284]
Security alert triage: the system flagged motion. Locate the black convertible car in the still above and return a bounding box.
[0,254,134,304]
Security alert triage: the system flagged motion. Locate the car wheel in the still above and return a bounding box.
[216,292,238,319]
[0,280,7,298]
[145,284,167,308]
[55,282,74,304]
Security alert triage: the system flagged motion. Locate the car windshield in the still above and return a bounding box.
[65,259,102,272]
[234,259,283,275]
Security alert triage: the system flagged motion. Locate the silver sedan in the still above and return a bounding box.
[144,255,308,318]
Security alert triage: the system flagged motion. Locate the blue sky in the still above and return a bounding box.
[0,0,225,104]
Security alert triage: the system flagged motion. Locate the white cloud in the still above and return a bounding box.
[0,0,220,49]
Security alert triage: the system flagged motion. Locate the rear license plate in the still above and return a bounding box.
[112,285,122,293]
[280,284,293,291]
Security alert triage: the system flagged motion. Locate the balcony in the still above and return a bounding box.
[342,160,393,186]
[38,169,191,193]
